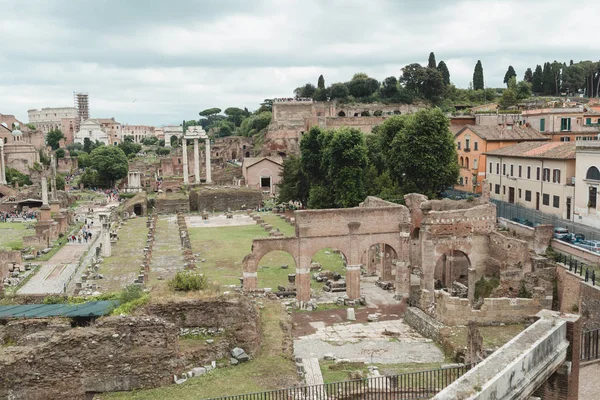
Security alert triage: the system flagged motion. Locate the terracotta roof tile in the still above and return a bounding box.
[458,125,548,141]
[483,142,576,160]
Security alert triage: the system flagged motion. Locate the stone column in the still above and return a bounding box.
[295,266,311,303]
[468,268,476,304]
[0,142,6,185]
[346,265,361,300]
[204,138,212,184]
[40,177,51,221]
[182,138,189,184]
[193,138,200,184]
[50,153,57,201]
[100,213,111,257]
[395,261,411,300]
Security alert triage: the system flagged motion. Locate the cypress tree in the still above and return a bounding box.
[428,52,437,69]
[532,65,544,93]
[524,68,533,83]
[473,60,484,90]
[437,61,450,85]
[317,75,325,90]
[503,66,517,87]
[542,62,555,95]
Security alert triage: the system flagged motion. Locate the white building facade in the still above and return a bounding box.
[74,120,110,145]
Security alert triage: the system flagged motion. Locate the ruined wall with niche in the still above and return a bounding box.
[189,188,263,212]
[486,231,532,282]
[0,316,181,400]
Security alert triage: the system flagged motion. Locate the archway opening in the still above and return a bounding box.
[231,150,237,160]
[278,152,287,159]
[338,111,346,117]
[245,151,250,158]
[310,248,347,295]
[367,243,397,283]
[256,250,296,292]
[133,204,143,216]
[434,250,470,295]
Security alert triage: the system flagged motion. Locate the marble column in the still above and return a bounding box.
[205,138,212,184]
[193,138,200,184]
[0,142,6,185]
[40,177,51,221]
[182,138,189,184]
[50,153,57,201]
[100,213,111,257]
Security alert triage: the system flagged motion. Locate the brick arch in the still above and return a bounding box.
[242,237,299,291]
[364,242,398,281]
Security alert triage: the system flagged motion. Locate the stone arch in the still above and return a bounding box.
[245,151,250,158]
[231,150,237,159]
[255,250,297,290]
[278,152,287,159]
[366,243,398,282]
[434,250,470,290]
[374,110,383,117]
[393,110,401,115]
[338,111,346,117]
[133,204,143,216]
[586,166,600,181]
[242,237,299,292]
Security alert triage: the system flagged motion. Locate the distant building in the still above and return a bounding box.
[122,125,155,143]
[454,125,549,194]
[95,118,122,145]
[28,107,79,143]
[574,140,600,228]
[521,106,600,142]
[242,156,283,195]
[485,142,576,220]
[74,120,110,146]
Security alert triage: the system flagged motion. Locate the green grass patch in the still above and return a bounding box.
[257,212,295,237]
[0,222,36,251]
[310,249,346,291]
[445,324,526,352]
[100,301,297,399]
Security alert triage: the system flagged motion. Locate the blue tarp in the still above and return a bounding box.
[0,301,118,318]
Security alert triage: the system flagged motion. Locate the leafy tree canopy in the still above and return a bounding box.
[46,129,65,150]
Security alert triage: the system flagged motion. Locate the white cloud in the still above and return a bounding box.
[1,0,600,125]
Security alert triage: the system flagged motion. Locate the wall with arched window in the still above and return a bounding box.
[586,166,600,181]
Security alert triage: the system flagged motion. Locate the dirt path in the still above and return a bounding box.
[148,216,185,283]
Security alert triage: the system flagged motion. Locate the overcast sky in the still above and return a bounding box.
[2,0,599,126]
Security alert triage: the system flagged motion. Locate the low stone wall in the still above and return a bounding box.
[144,298,262,356]
[189,188,262,212]
[556,265,600,330]
[0,316,181,400]
[403,307,445,343]
[155,197,190,214]
[432,289,548,326]
[551,238,600,265]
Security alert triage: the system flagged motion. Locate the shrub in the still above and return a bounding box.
[518,281,532,298]
[168,271,207,291]
[119,193,136,200]
[156,147,171,156]
[111,294,149,315]
[474,276,500,300]
[119,284,144,304]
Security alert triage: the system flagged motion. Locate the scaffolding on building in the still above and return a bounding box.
[74,92,89,125]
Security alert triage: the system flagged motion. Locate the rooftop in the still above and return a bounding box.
[458,125,549,142]
[484,141,576,160]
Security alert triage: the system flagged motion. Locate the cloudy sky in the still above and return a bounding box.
[2,0,599,126]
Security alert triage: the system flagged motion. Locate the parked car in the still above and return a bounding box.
[561,233,585,244]
[574,240,600,253]
[553,227,570,240]
[511,217,531,226]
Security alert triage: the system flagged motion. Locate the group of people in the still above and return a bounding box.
[68,218,94,244]
[0,210,37,222]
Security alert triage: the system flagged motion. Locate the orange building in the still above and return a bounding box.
[454,125,548,194]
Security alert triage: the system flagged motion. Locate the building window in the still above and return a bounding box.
[459,177,463,185]
[474,142,478,151]
[525,190,532,201]
[503,164,506,175]
[518,188,522,198]
[560,117,571,131]
[536,167,541,180]
[503,186,506,195]
[553,195,560,208]
[589,187,597,209]
[489,183,492,192]
[465,157,469,169]
[552,169,561,184]
[543,168,550,182]
[457,141,461,150]
[473,158,478,170]
[540,118,546,132]
[510,164,514,176]
[586,166,600,181]
[527,166,531,179]
[495,184,500,194]
[460,156,464,167]
[496,163,500,174]
[518,165,522,178]
[489,162,492,173]
[586,117,592,125]
[560,137,571,142]
[543,193,550,206]
[465,138,470,150]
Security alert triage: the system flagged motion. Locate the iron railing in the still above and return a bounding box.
[204,363,475,400]
[551,252,597,286]
[581,328,600,361]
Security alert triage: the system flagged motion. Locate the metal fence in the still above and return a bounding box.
[582,328,600,361]
[552,252,597,285]
[205,364,475,400]
[491,199,600,241]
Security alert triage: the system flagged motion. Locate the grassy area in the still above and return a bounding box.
[98,218,148,293]
[444,324,526,352]
[0,222,35,251]
[100,300,297,399]
[310,249,346,291]
[258,212,295,236]
[320,360,444,383]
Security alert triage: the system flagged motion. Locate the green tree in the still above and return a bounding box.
[294,83,317,98]
[224,107,249,127]
[55,175,65,191]
[347,73,379,99]
[277,156,309,206]
[216,120,235,137]
[89,146,128,187]
[46,129,65,150]
[77,152,91,168]
[437,61,450,85]
[473,60,484,90]
[428,52,437,69]
[388,109,459,197]
[532,64,544,93]
[499,88,518,109]
[503,66,517,87]
[317,75,325,89]
[524,67,533,83]
[329,82,350,100]
[79,168,99,188]
[380,76,399,99]
[400,63,444,101]
[118,139,142,156]
[542,62,555,95]
[141,136,159,146]
[257,99,273,113]
[198,108,224,129]
[55,148,66,158]
[5,167,32,186]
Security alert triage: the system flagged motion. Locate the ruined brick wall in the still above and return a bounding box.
[189,188,263,212]
[556,266,582,316]
[359,196,398,208]
[144,299,262,356]
[486,232,531,280]
[0,316,181,400]
[432,290,546,326]
[320,116,387,133]
[155,198,190,214]
[0,251,21,282]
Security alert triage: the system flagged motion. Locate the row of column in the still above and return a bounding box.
[0,142,6,185]
[182,137,212,184]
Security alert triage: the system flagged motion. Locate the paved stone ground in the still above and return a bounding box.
[149,216,185,281]
[294,319,444,364]
[579,362,600,399]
